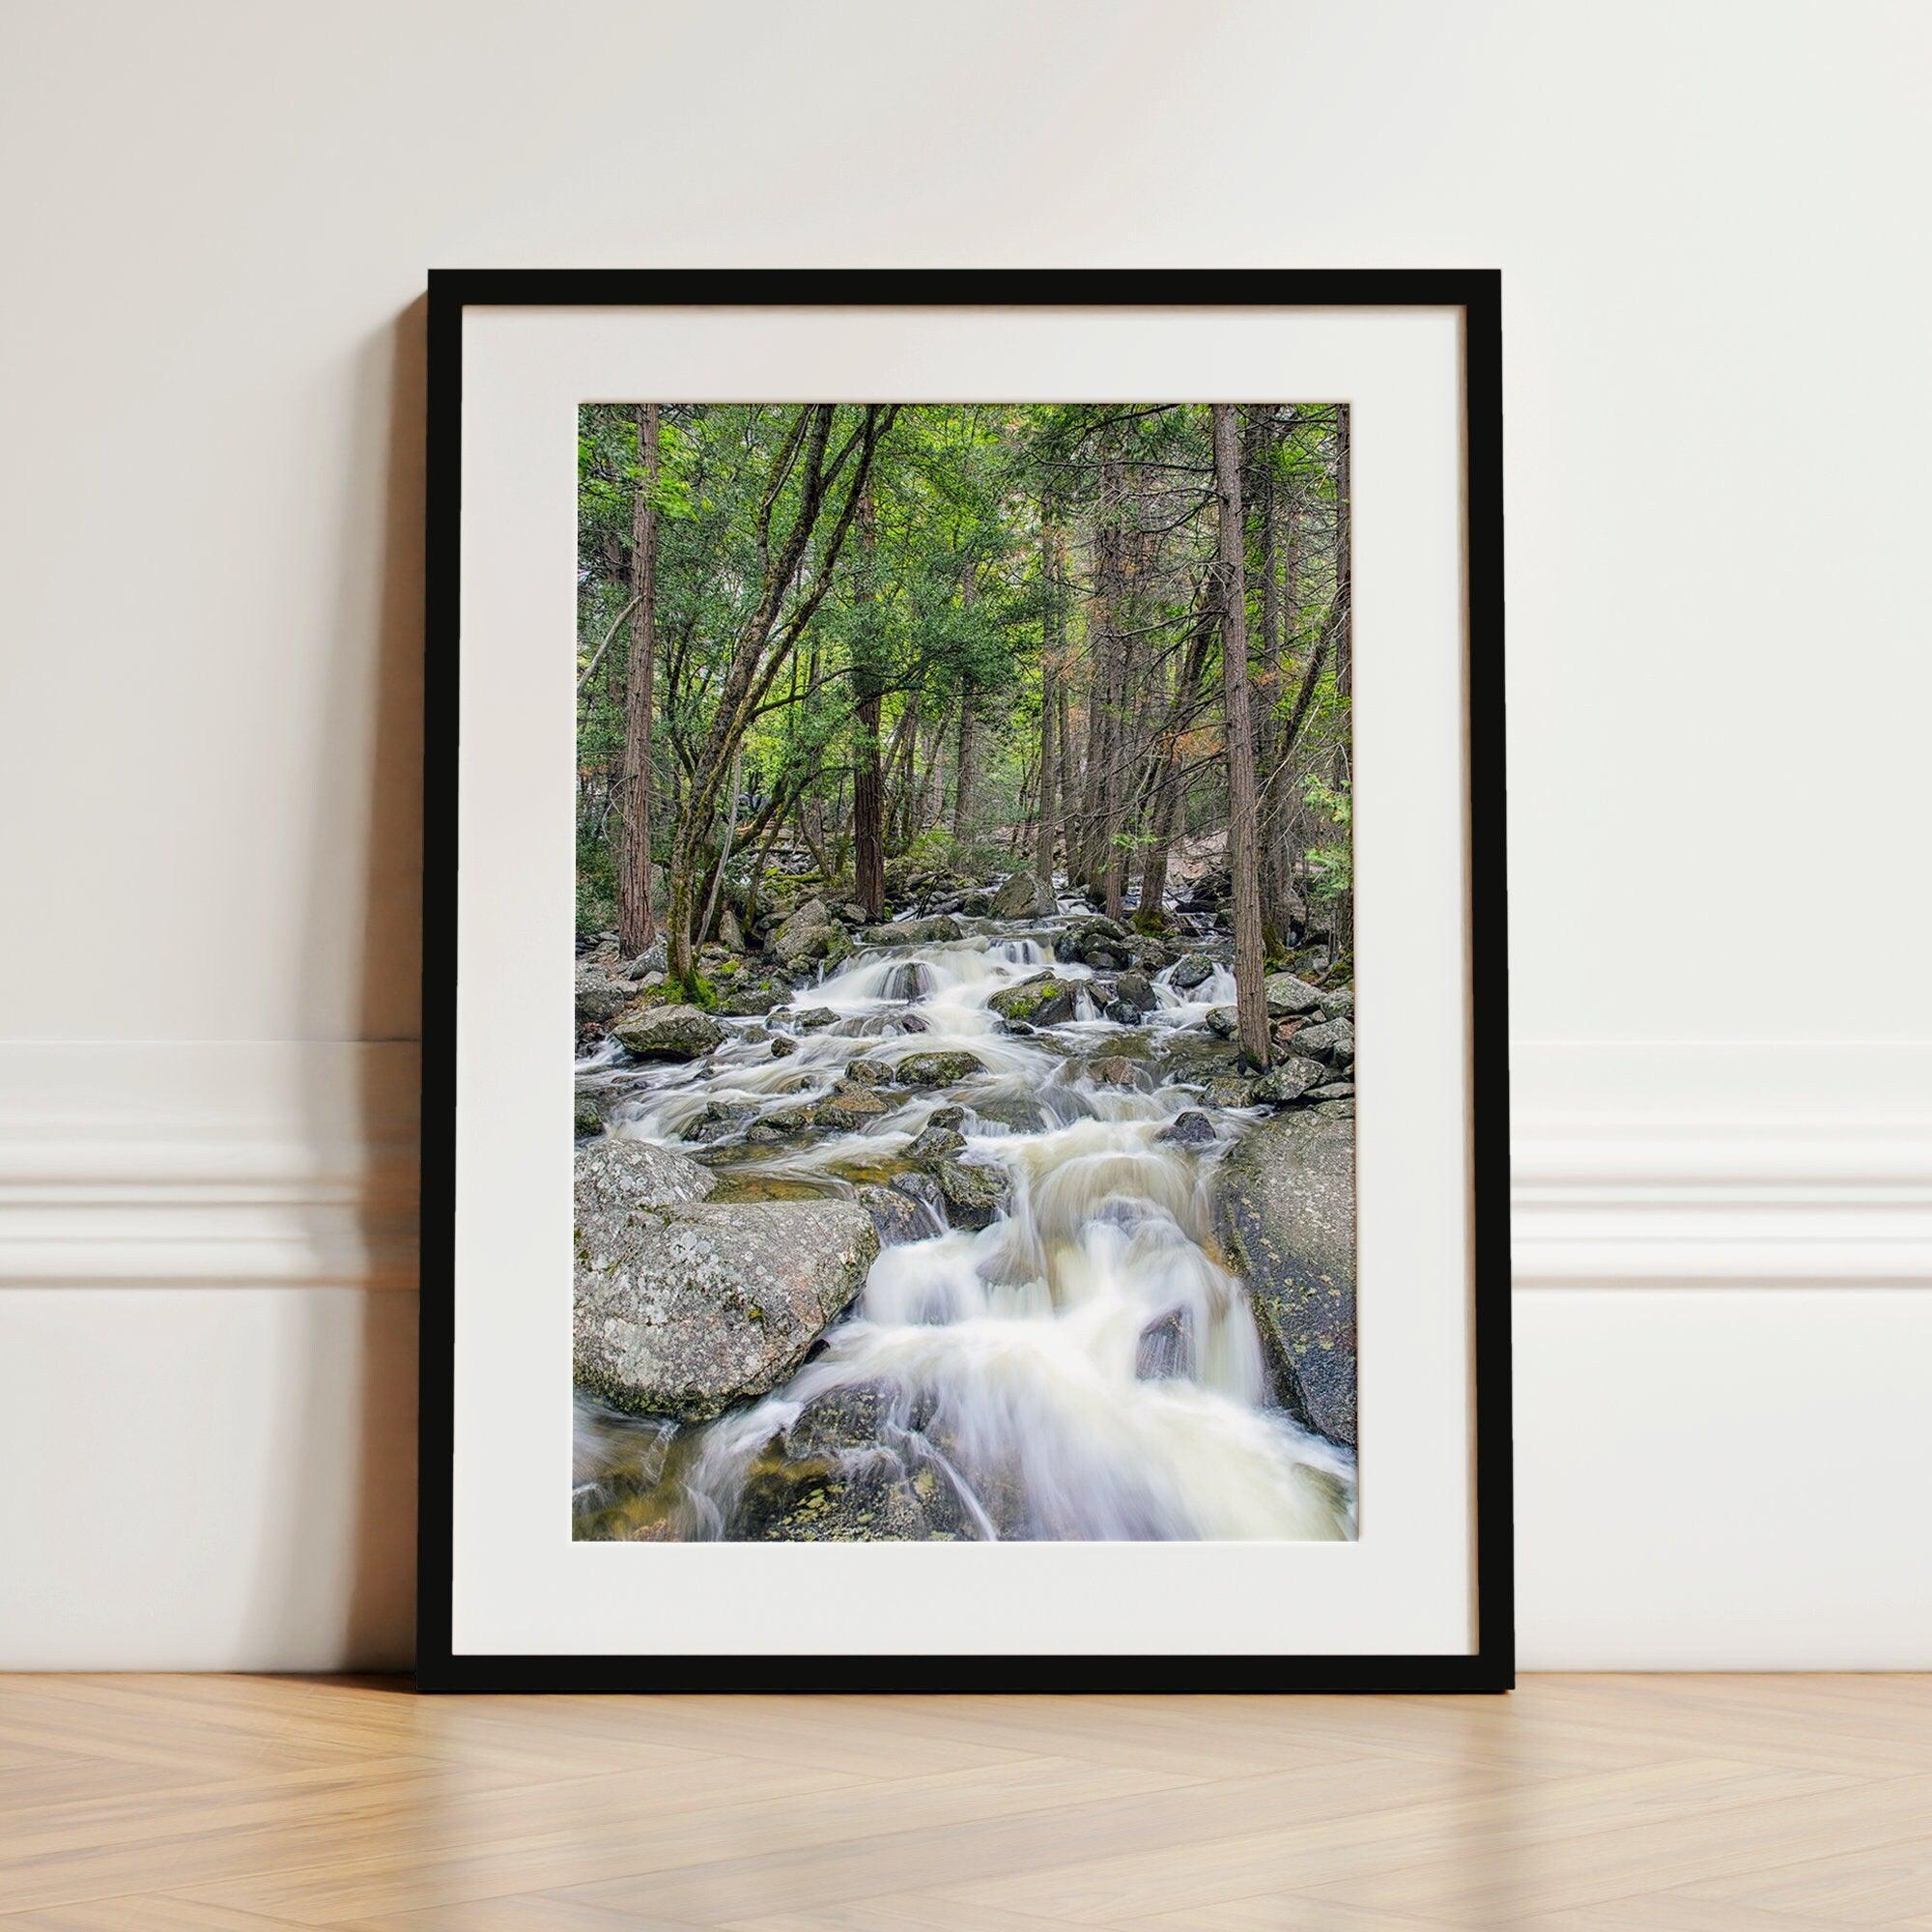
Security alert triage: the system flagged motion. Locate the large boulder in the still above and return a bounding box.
[1057,914,1133,966]
[930,1158,1009,1230]
[1170,952,1216,991]
[611,1001,724,1062]
[574,1196,879,1421]
[991,872,1058,920]
[815,1085,892,1131]
[1213,1110,1356,1446]
[855,1183,942,1246]
[896,1049,982,1087]
[574,966,638,1030]
[1263,971,1325,1018]
[772,898,851,966]
[986,972,1081,1027]
[1249,1055,1332,1106]
[861,915,962,946]
[574,1136,718,1215]
[1293,1016,1355,1070]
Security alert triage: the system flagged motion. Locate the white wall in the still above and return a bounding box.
[2,0,1927,1669]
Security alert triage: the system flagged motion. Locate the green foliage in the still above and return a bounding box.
[902,828,960,870]
[1301,773,1352,898]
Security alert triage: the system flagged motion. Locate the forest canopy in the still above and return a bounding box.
[577,401,1351,1064]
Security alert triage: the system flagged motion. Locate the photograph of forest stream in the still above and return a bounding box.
[572,402,1357,1544]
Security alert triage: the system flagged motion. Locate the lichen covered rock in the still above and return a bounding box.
[1213,1110,1356,1446]
[611,1001,725,1062]
[574,1196,878,1421]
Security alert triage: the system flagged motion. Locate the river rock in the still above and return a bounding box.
[861,915,961,946]
[574,1198,879,1422]
[888,1168,948,1225]
[931,1158,1009,1230]
[1317,986,1354,1019]
[772,898,851,966]
[1213,1111,1356,1446]
[1294,1016,1355,1069]
[1157,1109,1217,1147]
[574,967,638,1029]
[991,871,1058,920]
[896,1049,981,1086]
[1113,969,1157,1014]
[716,908,747,952]
[1309,1082,1355,1101]
[768,1035,798,1057]
[626,939,668,978]
[987,973,1080,1027]
[792,1007,837,1031]
[1136,1307,1196,1380]
[687,1102,754,1145]
[1056,914,1131,965]
[856,1183,938,1245]
[1250,1056,1331,1106]
[1263,971,1325,1017]
[907,1122,967,1162]
[611,1001,724,1062]
[1084,1055,1141,1087]
[721,980,785,1016]
[1202,1072,1260,1108]
[1170,952,1216,990]
[574,1092,606,1138]
[816,1085,892,1130]
[842,1057,897,1086]
[1205,1006,1236,1038]
[573,1137,718,1221]
[967,1094,1047,1134]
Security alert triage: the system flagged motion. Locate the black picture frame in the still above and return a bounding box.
[417,270,1512,1694]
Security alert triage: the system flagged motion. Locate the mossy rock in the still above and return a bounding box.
[896,1049,982,1087]
[985,973,1080,1027]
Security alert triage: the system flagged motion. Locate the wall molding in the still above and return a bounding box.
[0,1041,419,1289]
[1511,1040,1932,1288]
[4,1039,1929,1293]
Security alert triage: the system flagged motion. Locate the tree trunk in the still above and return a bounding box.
[616,403,660,954]
[1332,406,1352,702]
[698,744,743,945]
[1213,406,1270,1069]
[1245,412,1288,955]
[851,490,886,919]
[1057,679,1077,875]
[1034,511,1060,882]
[952,693,975,843]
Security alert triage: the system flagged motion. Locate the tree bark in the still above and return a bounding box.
[616,403,660,954]
[851,489,886,919]
[1034,510,1060,883]
[1213,406,1270,1069]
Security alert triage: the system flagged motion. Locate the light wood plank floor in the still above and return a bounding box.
[0,1676,1927,1929]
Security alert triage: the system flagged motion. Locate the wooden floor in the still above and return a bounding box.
[0,1678,1928,1929]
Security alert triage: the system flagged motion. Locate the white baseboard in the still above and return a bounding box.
[1511,1040,1932,1288]
[0,1041,419,1288]
[3,1037,1928,1667]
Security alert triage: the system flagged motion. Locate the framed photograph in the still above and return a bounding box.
[418,270,1511,1692]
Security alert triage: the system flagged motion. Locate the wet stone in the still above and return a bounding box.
[1157,1109,1217,1147]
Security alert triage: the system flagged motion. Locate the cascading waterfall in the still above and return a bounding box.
[573,913,1355,1542]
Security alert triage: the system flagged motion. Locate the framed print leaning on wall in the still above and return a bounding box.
[417,270,1511,1692]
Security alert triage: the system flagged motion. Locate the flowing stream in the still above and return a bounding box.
[573,910,1356,1542]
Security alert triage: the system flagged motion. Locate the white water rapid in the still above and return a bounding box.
[573,912,1355,1542]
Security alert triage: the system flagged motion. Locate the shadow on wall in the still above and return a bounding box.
[244,299,426,1671]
